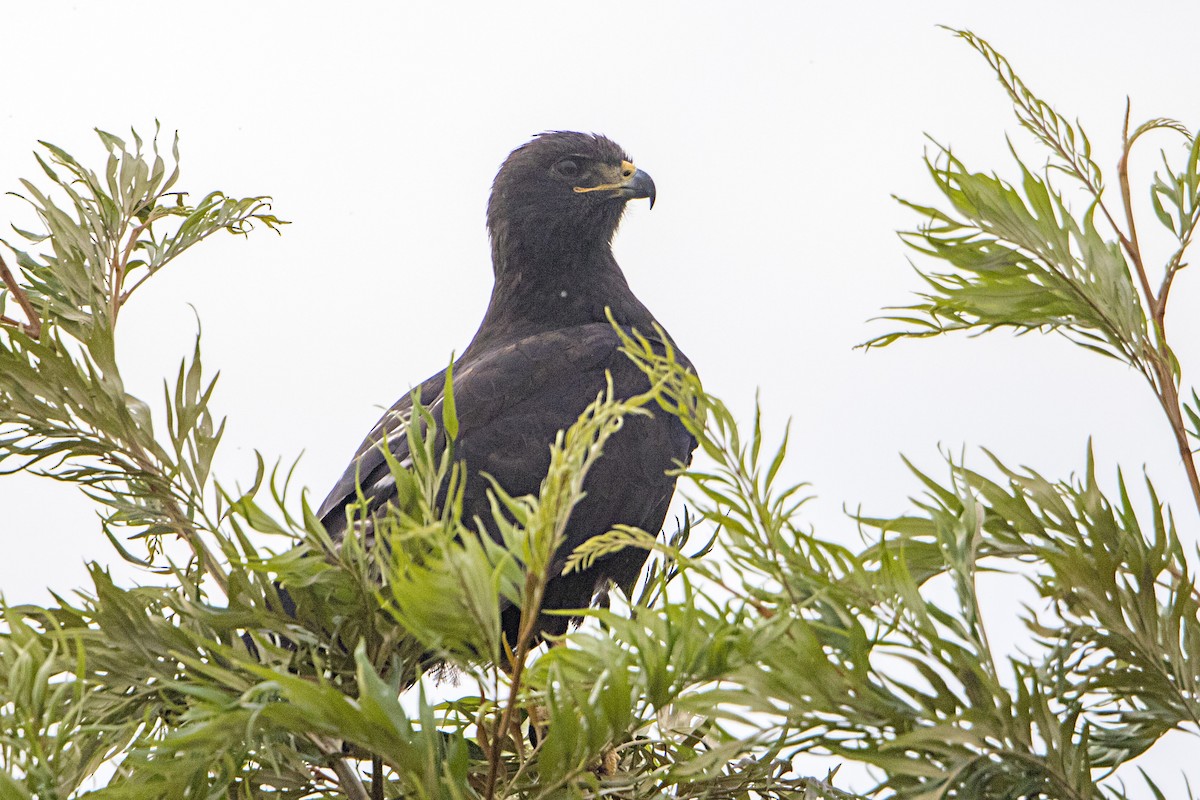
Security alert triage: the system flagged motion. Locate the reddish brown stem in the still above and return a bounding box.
[1158,266,1181,333]
[1152,360,1200,523]
[109,218,153,324]
[1115,106,1200,522]
[1155,223,1196,335]
[1117,101,1157,327]
[0,251,41,339]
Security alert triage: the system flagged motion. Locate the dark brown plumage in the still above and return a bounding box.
[317,132,696,645]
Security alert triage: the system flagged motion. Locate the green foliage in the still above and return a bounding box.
[2,30,1200,799]
[883,147,1148,365]
[0,127,282,581]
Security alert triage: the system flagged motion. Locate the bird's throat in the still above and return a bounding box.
[468,240,654,353]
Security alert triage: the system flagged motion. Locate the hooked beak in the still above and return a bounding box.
[619,168,656,209]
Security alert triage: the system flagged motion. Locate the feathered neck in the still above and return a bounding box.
[463,230,655,357]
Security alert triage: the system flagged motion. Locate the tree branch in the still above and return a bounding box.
[371,755,384,800]
[1117,100,1156,326]
[109,216,157,325]
[1155,205,1199,335]
[0,250,42,339]
[1148,358,1200,524]
[484,569,546,800]
[309,734,370,800]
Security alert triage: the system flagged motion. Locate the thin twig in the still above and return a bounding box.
[0,250,42,339]
[118,270,154,305]
[1117,100,1157,328]
[484,571,545,800]
[309,734,370,800]
[1113,101,1200,522]
[372,755,384,800]
[1110,106,1200,518]
[1155,208,1199,335]
[1148,359,1200,523]
[109,217,155,324]
[1157,256,1186,333]
[123,444,230,597]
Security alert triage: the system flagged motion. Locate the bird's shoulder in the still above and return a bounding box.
[456,322,641,395]
[317,322,681,524]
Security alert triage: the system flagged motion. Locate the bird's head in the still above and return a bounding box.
[487,132,656,256]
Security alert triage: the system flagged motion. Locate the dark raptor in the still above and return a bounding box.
[316,132,696,646]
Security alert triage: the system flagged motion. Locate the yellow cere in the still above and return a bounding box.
[573,160,638,194]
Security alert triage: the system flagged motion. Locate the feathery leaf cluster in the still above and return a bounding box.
[3,30,1200,799]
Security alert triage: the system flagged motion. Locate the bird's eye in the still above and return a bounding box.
[554,159,580,178]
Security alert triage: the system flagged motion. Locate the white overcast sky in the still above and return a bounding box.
[3,2,1199,792]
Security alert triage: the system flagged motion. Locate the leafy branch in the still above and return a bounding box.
[0,128,283,593]
[874,28,1200,523]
